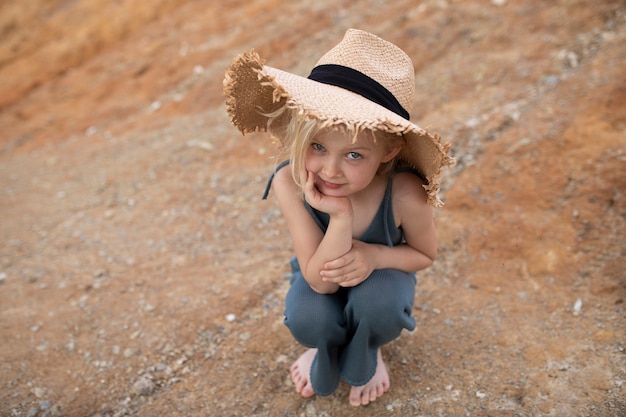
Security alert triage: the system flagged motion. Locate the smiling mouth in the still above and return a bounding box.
[319,179,344,190]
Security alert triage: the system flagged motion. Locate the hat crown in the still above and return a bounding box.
[315,29,415,114]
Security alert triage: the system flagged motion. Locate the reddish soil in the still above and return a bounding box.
[1,1,624,416]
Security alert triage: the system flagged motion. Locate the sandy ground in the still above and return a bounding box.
[1,1,625,416]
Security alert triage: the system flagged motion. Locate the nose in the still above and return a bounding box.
[322,157,342,179]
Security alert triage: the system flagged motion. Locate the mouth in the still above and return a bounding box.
[317,178,344,190]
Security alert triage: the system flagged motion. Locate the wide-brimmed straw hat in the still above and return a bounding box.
[223,28,454,206]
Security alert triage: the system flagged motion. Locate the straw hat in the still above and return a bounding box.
[223,28,454,206]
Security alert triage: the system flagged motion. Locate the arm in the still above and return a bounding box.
[320,172,437,287]
[272,167,353,294]
[373,171,438,271]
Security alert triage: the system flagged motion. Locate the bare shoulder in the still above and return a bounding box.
[271,163,298,198]
[392,171,430,207]
[272,162,294,185]
[392,171,433,225]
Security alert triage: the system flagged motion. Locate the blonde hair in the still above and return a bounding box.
[266,106,406,189]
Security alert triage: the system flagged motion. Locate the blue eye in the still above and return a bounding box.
[312,143,326,151]
[347,152,362,160]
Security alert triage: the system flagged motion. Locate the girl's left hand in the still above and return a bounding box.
[320,240,376,287]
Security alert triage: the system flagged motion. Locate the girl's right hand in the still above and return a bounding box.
[301,170,352,218]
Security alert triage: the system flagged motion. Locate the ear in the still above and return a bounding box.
[381,145,402,163]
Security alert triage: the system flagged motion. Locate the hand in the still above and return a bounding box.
[301,170,352,218]
[320,240,376,287]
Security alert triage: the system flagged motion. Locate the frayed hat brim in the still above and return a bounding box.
[223,49,454,207]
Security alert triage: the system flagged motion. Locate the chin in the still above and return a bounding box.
[317,186,346,197]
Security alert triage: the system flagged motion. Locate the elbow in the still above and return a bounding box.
[303,266,339,294]
[426,253,436,268]
[303,273,339,294]
[420,250,436,270]
[308,281,340,295]
[429,250,437,264]
[427,247,438,265]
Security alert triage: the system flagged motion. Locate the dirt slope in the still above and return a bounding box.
[1,1,624,416]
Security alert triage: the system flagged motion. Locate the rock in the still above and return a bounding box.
[132,377,155,396]
[31,387,46,398]
[573,298,583,315]
[25,406,39,417]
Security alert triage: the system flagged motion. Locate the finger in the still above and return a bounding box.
[339,276,362,288]
[299,169,309,186]
[321,274,343,283]
[321,267,348,280]
[300,171,314,195]
[304,173,312,192]
[323,257,350,270]
[327,251,358,270]
[321,271,346,284]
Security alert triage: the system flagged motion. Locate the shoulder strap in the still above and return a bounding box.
[262,160,290,200]
[382,175,394,247]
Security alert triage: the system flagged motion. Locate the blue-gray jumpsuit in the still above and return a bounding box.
[264,162,417,396]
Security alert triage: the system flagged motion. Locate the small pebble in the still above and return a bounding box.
[573,298,583,315]
[32,387,46,398]
[132,377,155,396]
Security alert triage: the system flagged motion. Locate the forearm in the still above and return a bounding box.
[305,216,353,293]
[369,242,435,273]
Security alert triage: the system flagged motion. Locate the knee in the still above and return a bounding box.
[350,294,399,329]
[348,296,415,344]
[284,306,346,346]
[348,269,416,330]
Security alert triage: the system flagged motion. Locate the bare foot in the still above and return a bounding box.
[349,349,390,406]
[290,348,317,398]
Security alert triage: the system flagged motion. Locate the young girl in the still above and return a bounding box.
[224,29,453,406]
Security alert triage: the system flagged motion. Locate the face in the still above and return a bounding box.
[304,129,398,198]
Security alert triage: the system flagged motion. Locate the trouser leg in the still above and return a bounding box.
[340,269,416,387]
[284,272,348,396]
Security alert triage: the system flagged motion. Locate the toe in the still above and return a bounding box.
[350,390,366,407]
[301,383,315,398]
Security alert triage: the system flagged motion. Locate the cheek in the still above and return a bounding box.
[304,153,320,171]
[346,163,378,184]
[343,165,366,181]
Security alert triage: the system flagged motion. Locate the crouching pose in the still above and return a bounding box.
[224,28,454,406]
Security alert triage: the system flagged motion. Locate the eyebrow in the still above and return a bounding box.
[313,137,373,152]
[346,145,372,152]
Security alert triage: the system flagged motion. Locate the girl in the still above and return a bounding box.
[224,29,453,406]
